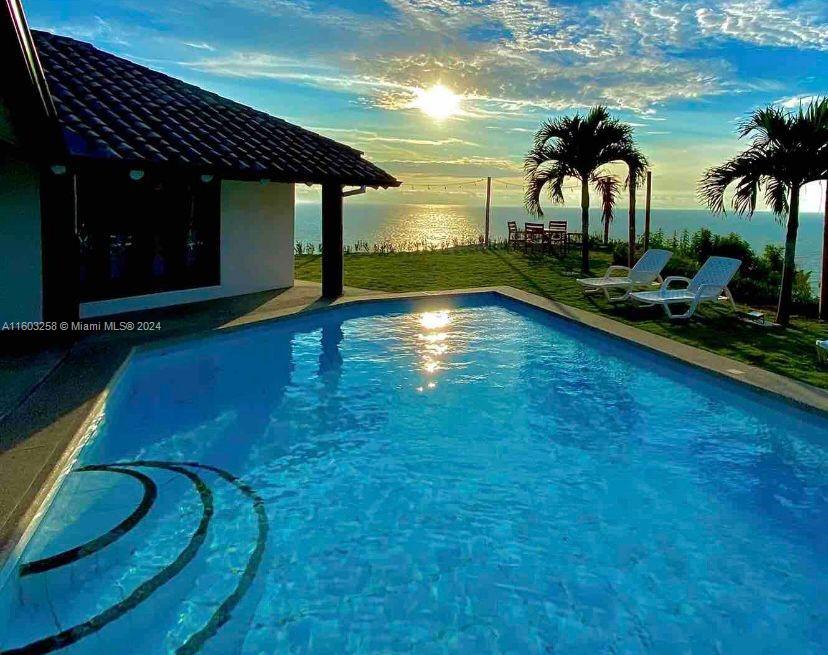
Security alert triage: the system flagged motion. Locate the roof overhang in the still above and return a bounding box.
[58,152,401,188]
[0,0,63,158]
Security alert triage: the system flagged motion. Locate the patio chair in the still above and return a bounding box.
[507,221,525,249]
[629,256,741,320]
[524,223,546,254]
[547,220,568,254]
[577,249,672,302]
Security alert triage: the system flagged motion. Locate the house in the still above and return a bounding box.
[0,0,399,325]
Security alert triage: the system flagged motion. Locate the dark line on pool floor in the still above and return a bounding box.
[168,462,269,655]
[4,463,213,655]
[5,461,269,655]
[19,467,158,578]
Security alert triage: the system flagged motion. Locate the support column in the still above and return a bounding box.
[484,176,492,246]
[321,182,344,299]
[627,178,637,268]
[644,170,652,251]
[40,167,79,323]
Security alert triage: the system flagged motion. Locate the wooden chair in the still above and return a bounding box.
[546,221,568,254]
[524,222,546,253]
[507,221,525,249]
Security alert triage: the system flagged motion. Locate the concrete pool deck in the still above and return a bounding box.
[2,281,827,566]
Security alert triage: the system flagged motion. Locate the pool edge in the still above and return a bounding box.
[0,350,137,584]
[491,286,828,417]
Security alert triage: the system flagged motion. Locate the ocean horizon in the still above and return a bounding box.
[296,202,824,280]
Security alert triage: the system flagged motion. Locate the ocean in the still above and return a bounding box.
[295,203,824,280]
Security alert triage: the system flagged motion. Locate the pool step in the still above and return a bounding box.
[0,461,268,655]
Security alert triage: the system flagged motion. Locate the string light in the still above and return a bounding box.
[393,177,583,192]
[493,179,580,191]
[405,177,486,190]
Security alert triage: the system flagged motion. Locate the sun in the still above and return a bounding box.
[411,85,461,120]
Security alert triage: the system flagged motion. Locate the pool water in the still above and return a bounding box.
[1,295,826,654]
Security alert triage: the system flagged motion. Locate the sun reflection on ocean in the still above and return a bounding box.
[375,205,481,248]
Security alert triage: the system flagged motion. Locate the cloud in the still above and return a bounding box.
[696,1,828,51]
[180,0,820,116]
[184,52,414,96]
[306,127,479,147]
[774,94,822,109]
[182,41,215,51]
[380,156,521,168]
[42,16,131,46]
[486,126,535,132]
[52,0,828,120]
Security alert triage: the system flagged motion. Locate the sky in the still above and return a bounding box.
[25,0,828,211]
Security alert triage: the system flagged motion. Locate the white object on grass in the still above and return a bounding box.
[576,249,673,302]
[630,256,741,320]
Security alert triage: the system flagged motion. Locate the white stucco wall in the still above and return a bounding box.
[0,156,43,323]
[218,180,295,296]
[80,181,295,318]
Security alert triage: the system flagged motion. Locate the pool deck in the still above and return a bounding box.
[2,281,827,566]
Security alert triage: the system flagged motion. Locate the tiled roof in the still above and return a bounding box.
[32,30,399,187]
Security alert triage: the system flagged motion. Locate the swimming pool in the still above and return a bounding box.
[1,294,826,654]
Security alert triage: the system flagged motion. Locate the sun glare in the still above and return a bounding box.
[420,311,451,330]
[411,85,461,120]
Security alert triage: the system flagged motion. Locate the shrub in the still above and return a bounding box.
[611,241,629,265]
[710,233,755,270]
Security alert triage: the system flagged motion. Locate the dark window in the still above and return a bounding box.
[77,170,220,302]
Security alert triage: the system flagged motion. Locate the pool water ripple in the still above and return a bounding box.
[1,297,826,654]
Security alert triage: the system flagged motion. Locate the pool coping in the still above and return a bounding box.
[2,284,827,574]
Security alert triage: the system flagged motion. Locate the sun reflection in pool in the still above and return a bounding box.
[414,310,453,388]
[420,311,451,330]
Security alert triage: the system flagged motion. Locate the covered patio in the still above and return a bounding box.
[1,10,400,326]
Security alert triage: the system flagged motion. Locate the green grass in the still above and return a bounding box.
[296,247,828,389]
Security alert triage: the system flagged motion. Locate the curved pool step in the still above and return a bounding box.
[19,466,159,578]
[2,461,268,655]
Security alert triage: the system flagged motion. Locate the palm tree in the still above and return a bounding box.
[699,98,828,326]
[594,174,620,245]
[524,105,647,272]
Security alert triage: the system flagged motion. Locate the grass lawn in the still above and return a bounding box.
[296,247,828,390]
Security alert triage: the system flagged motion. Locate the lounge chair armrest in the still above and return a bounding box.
[694,283,724,299]
[603,265,630,279]
[660,276,691,291]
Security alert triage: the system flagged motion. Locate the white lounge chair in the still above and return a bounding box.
[630,256,741,320]
[577,249,672,302]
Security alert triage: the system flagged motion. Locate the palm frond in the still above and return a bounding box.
[524,163,567,216]
[591,173,619,226]
[698,147,771,215]
[763,176,790,219]
[738,105,788,143]
[533,116,569,149]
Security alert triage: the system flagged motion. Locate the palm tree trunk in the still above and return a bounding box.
[580,178,590,273]
[776,185,800,326]
[820,180,828,320]
[603,215,609,245]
